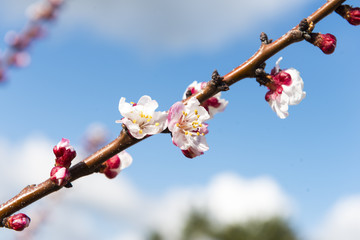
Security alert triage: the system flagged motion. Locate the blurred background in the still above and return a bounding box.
[0,0,359,239]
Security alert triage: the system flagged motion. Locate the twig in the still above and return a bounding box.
[0,0,348,226]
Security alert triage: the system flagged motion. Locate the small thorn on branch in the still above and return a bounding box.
[210,70,229,91]
[260,32,272,44]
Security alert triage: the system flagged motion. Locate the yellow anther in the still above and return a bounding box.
[147,119,151,122]
[139,129,143,134]
[195,110,198,115]
[130,102,135,105]
[155,122,159,126]
[201,133,205,136]
[197,132,200,136]
[132,119,137,123]
[185,131,189,135]
[199,124,202,127]
[197,115,200,118]
[176,123,180,127]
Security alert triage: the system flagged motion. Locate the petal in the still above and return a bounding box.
[137,95,152,106]
[119,151,133,170]
[167,102,185,131]
[118,97,133,117]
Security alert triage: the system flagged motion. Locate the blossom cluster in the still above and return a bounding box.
[116,58,307,158]
[117,82,228,158]
[50,138,76,186]
[0,0,64,82]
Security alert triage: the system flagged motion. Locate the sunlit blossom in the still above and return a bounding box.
[116,95,167,139]
[183,81,228,118]
[167,97,210,158]
[265,57,306,119]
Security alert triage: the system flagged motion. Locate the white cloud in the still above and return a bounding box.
[0,135,293,239]
[0,0,310,53]
[312,196,360,240]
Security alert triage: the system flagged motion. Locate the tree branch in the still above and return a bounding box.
[0,0,348,227]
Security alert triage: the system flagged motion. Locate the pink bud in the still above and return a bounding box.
[53,138,76,168]
[5,213,30,231]
[100,151,133,179]
[50,166,70,186]
[181,148,203,159]
[6,52,31,68]
[4,31,30,51]
[102,155,121,179]
[348,7,360,25]
[312,33,337,55]
[336,5,360,26]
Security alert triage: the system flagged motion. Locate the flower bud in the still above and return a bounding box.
[311,33,337,54]
[53,138,76,168]
[336,5,360,26]
[50,166,70,186]
[4,31,30,51]
[5,213,30,231]
[348,7,360,25]
[100,151,133,179]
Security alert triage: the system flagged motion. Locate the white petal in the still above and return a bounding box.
[118,97,133,117]
[119,151,133,170]
[137,95,152,106]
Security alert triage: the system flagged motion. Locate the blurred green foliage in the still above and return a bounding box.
[149,211,298,240]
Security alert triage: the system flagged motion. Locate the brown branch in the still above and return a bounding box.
[0,0,348,227]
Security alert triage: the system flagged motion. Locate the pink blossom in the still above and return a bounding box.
[53,138,76,168]
[26,1,57,21]
[265,58,306,119]
[50,166,70,186]
[101,151,133,179]
[116,95,167,139]
[167,97,210,158]
[6,213,31,231]
[183,81,228,118]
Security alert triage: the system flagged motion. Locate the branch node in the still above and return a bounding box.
[299,18,315,41]
[260,32,272,44]
[210,70,229,91]
[254,63,271,86]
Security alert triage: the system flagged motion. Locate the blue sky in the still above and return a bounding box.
[0,0,359,239]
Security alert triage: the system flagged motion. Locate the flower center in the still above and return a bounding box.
[176,109,205,136]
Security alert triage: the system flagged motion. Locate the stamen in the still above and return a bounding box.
[176,123,180,127]
[197,132,200,136]
[155,122,160,126]
[195,109,198,115]
[197,115,200,118]
[147,119,151,122]
[139,129,143,134]
[132,119,137,123]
